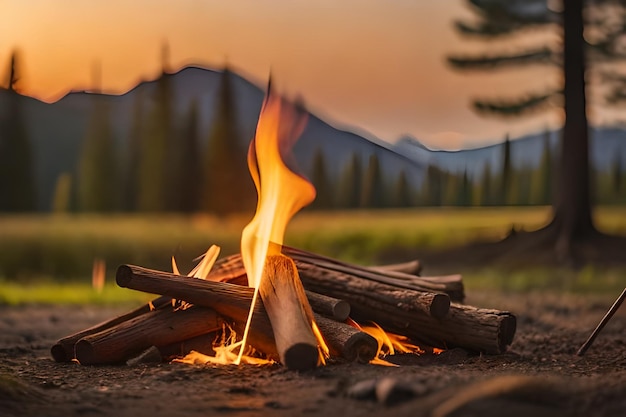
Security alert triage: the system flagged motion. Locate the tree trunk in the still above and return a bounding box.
[553,0,595,251]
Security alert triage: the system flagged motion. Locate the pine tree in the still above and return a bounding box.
[336,153,362,209]
[175,99,202,213]
[499,134,512,206]
[0,51,36,212]
[421,163,445,206]
[479,162,493,206]
[123,89,144,212]
[203,67,255,216]
[77,97,119,212]
[391,170,412,208]
[360,153,385,208]
[309,148,334,210]
[137,51,175,212]
[448,0,626,258]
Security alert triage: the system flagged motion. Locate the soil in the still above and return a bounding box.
[1,291,625,417]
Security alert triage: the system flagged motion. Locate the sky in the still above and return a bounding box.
[1,0,623,149]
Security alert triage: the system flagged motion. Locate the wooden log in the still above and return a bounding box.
[294,262,450,319]
[157,332,219,360]
[314,315,378,363]
[348,303,516,354]
[305,290,350,321]
[74,306,222,365]
[258,255,319,371]
[50,295,171,362]
[116,265,512,355]
[211,250,464,303]
[368,259,422,276]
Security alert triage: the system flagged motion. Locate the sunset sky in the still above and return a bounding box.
[1,1,623,149]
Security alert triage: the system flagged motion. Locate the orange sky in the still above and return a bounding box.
[1,0,622,149]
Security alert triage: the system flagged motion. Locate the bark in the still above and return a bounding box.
[552,0,595,251]
[258,255,319,371]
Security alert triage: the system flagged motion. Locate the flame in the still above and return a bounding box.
[91,258,106,293]
[238,89,327,365]
[347,318,424,366]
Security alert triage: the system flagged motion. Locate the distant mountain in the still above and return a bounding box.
[0,66,426,211]
[394,128,626,179]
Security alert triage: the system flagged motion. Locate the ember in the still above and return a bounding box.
[51,87,516,369]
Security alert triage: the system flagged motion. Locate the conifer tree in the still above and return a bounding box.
[175,99,202,213]
[124,89,144,212]
[336,153,362,209]
[391,170,412,208]
[479,162,493,206]
[77,97,119,212]
[360,153,385,208]
[203,67,255,215]
[137,48,174,212]
[309,148,334,210]
[0,51,36,212]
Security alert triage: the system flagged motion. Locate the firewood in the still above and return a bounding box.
[295,262,450,319]
[314,315,378,363]
[348,303,516,354]
[305,290,350,321]
[116,265,512,355]
[258,255,319,370]
[368,259,422,276]
[211,249,464,303]
[74,306,221,365]
[157,332,219,360]
[50,295,171,362]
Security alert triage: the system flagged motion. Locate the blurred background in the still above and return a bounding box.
[0,0,625,302]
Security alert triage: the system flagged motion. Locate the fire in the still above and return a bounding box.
[237,89,328,365]
[347,318,424,366]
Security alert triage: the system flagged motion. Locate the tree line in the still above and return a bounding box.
[1,49,625,215]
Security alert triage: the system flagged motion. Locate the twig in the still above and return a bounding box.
[576,287,626,356]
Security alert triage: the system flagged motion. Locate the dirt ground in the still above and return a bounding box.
[1,291,625,417]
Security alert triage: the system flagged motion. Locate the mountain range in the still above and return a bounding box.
[1,65,625,210]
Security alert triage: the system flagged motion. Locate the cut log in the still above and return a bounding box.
[116,265,512,355]
[348,303,516,354]
[305,290,350,321]
[211,250,463,303]
[295,262,450,319]
[74,306,222,365]
[258,255,319,371]
[314,315,378,363]
[369,259,422,276]
[50,295,171,362]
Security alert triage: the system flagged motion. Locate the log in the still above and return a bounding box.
[294,262,450,319]
[348,302,516,354]
[369,259,422,276]
[305,290,350,321]
[50,295,172,362]
[211,250,463,303]
[74,305,222,365]
[116,265,513,355]
[314,315,378,363]
[258,255,319,371]
[157,332,219,360]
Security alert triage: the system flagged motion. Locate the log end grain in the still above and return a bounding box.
[50,343,71,363]
[283,343,319,371]
[429,293,451,319]
[74,339,97,365]
[116,264,133,288]
[342,332,378,363]
[332,300,351,322]
[499,314,517,352]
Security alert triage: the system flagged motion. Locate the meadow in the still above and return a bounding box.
[1,206,625,304]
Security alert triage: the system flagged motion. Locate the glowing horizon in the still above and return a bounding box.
[2,0,621,149]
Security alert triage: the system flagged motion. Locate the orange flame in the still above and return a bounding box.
[238,89,327,365]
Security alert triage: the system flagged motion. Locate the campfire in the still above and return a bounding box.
[51,88,516,370]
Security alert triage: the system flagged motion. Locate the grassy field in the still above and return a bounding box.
[1,206,625,304]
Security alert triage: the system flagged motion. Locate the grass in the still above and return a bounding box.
[0,282,153,305]
[1,207,625,304]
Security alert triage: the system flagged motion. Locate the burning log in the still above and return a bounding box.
[211,250,463,304]
[51,295,171,362]
[305,290,350,321]
[74,305,222,365]
[315,315,378,363]
[348,303,516,354]
[258,255,319,370]
[116,264,377,364]
[157,332,219,360]
[116,264,513,355]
